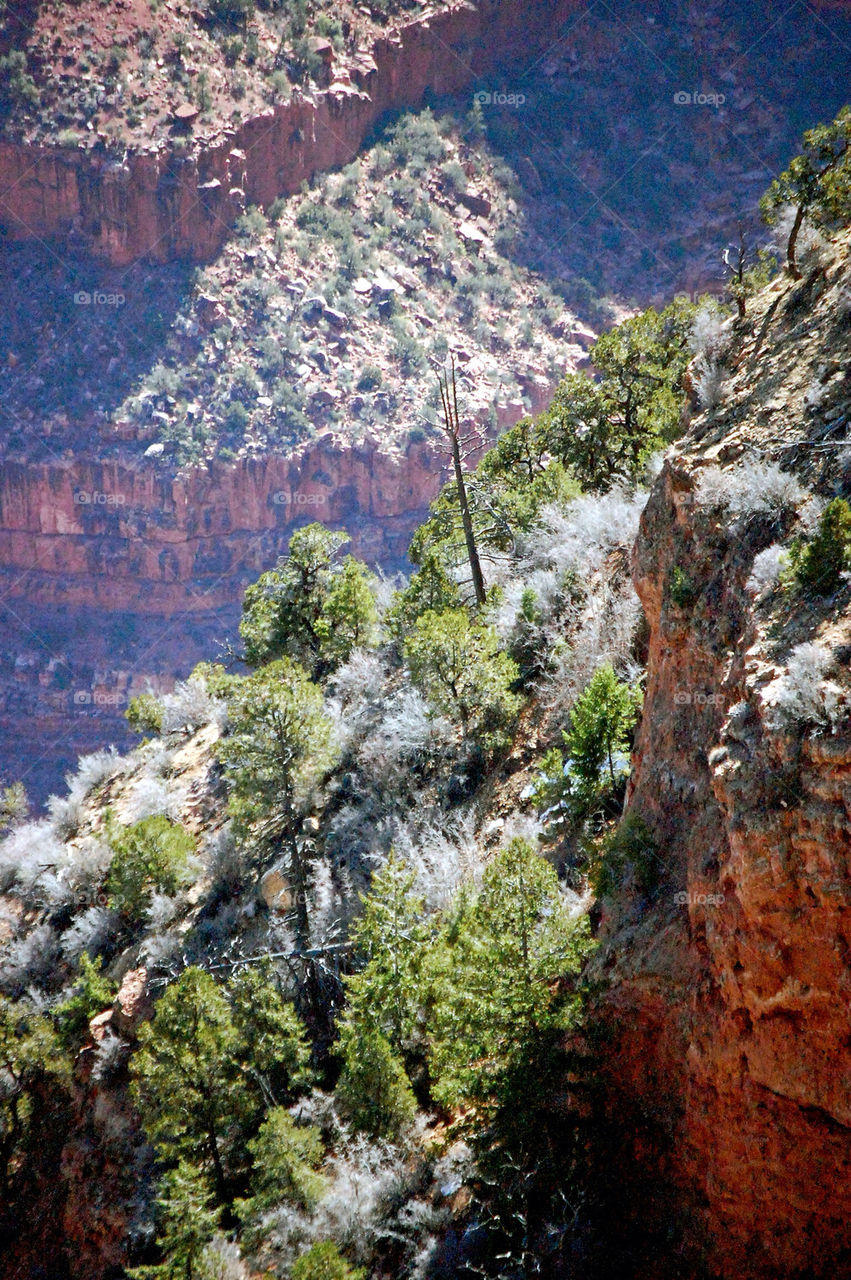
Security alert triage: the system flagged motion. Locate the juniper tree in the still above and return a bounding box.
[236,1108,325,1227]
[314,556,380,666]
[760,106,851,277]
[219,658,337,947]
[54,954,117,1046]
[291,1243,365,1280]
[537,372,614,492]
[540,300,694,490]
[790,497,851,595]
[427,838,593,1152]
[404,608,520,753]
[239,524,378,676]
[130,1161,220,1280]
[388,547,462,635]
[130,967,311,1208]
[106,816,197,925]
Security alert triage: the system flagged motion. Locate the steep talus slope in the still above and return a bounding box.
[595,243,851,1275]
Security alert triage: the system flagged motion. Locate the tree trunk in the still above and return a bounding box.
[439,362,486,607]
[207,1121,228,1209]
[787,204,805,279]
[451,432,487,607]
[287,823,311,951]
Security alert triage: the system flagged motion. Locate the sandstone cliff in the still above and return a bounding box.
[594,241,851,1276]
[0,0,577,265]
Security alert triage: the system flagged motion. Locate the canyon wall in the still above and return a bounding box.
[0,0,577,265]
[0,433,443,803]
[0,0,572,801]
[0,436,444,612]
[0,382,552,803]
[593,258,851,1277]
[0,380,551,612]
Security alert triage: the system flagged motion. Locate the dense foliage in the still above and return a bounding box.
[131,966,312,1210]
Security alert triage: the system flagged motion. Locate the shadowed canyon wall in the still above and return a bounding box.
[592,256,851,1277]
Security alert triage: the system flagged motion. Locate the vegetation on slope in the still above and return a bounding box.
[0,0,450,147]
[2,104,851,1277]
[0,110,575,464]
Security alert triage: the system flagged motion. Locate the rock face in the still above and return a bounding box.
[1,433,444,803]
[594,249,851,1275]
[0,435,451,611]
[0,0,579,265]
[0,382,556,803]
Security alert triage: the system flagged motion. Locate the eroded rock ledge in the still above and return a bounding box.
[0,0,578,265]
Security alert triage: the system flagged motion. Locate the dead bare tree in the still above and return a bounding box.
[437,356,487,607]
[723,223,749,319]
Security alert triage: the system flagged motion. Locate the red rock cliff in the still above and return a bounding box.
[0,0,579,265]
[0,436,444,611]
[0,380,551,611]
[593,248,851,1276]
[0,383,554,804]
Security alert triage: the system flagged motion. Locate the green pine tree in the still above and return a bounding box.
[219,658,337,945]
[792,497,851,595]
[335,1021,417,1139]
[760,105,851,276]
[130,1161,219,1280]
[345,854,428,1052]
[239,524,377,675]
[427,838,593,1151]
[236,1108,325,1226]
[0,997,71,1196]
[131,967,311,1208]
[404,608,520,752]
[564,664,642,792]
